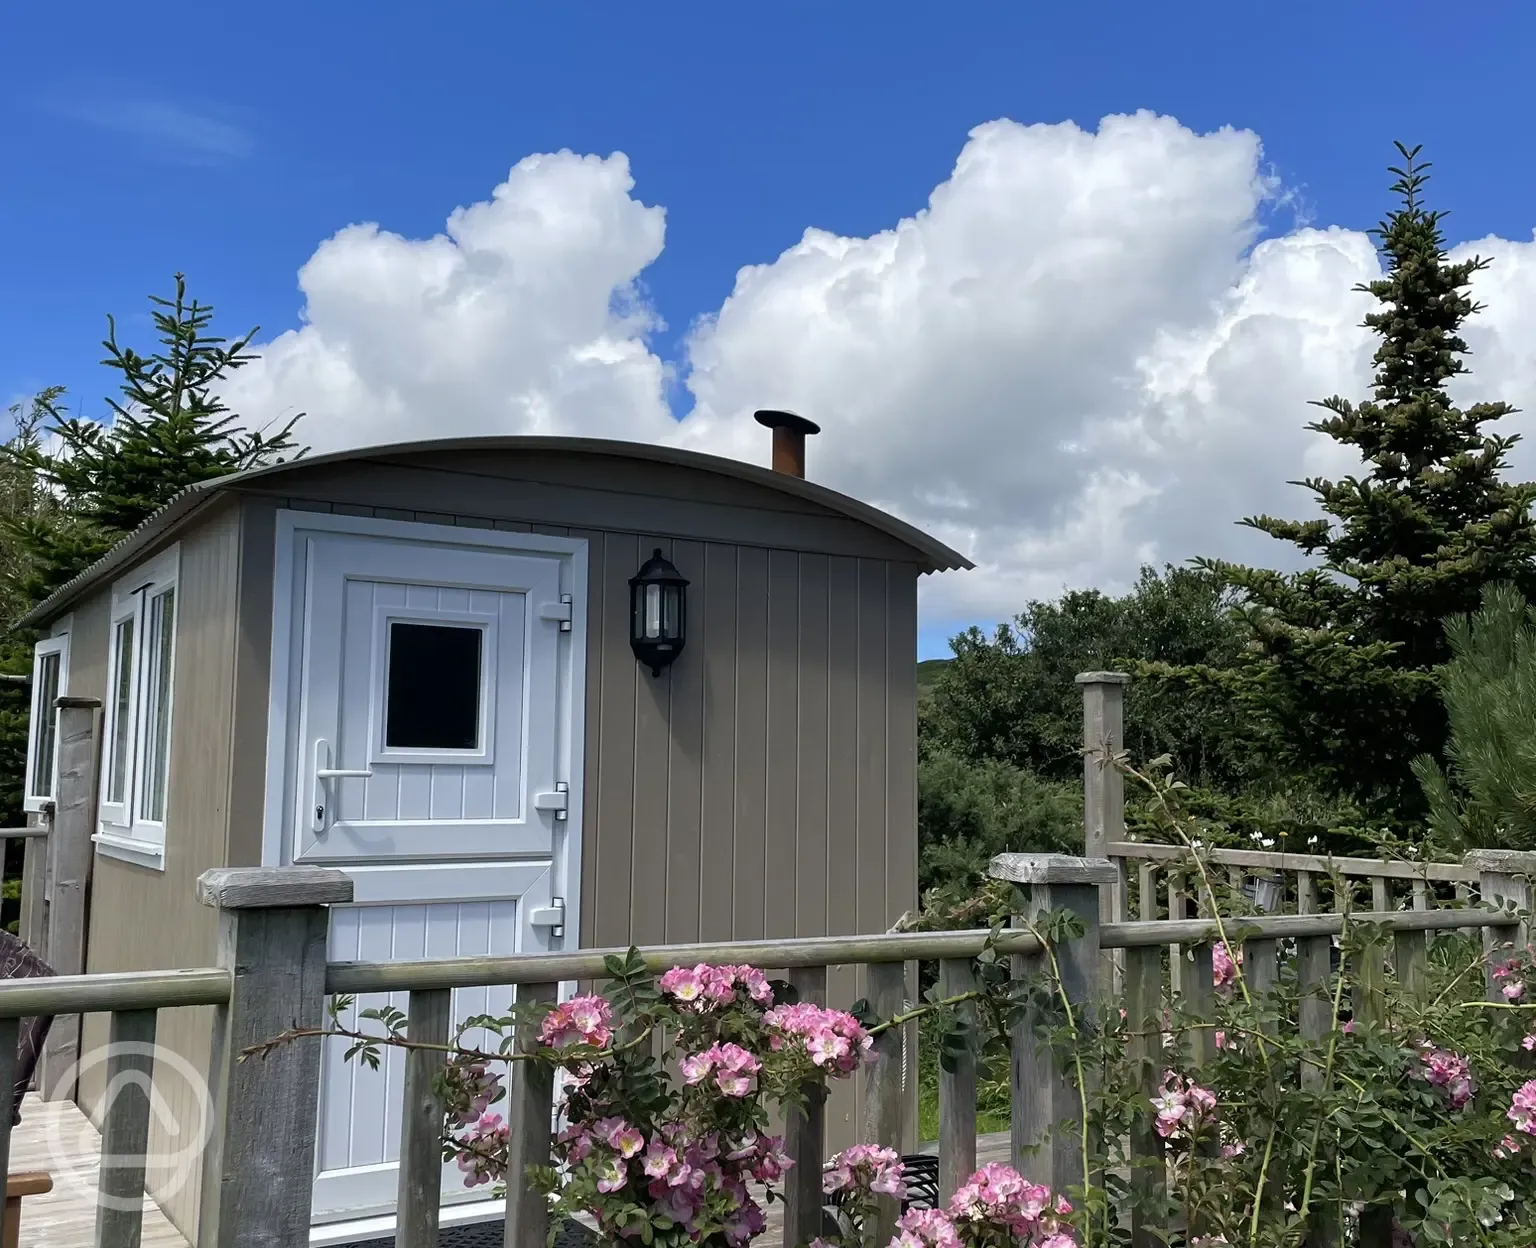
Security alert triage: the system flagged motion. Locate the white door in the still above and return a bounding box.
[312,863,557,1221]
[295,530,569,863]
[263,512,587,1225]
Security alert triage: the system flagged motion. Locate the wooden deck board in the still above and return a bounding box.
[8,1094,189,1248]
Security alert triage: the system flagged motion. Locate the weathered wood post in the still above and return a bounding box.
[784,966,829,1247]
[505,980,559,1248]
[39,695,100,1100]
[19,814,49,959]
[396,988,451,1248]
[936,957,979,1205]
[197,866,353,1248]
[990,852,1117,1199]
[862,960,908,1248]
[1464,849,1536,994]
[1124,874,1166,1248]
[1078,672,1128,996]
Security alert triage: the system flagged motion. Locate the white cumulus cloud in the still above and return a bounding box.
[224,150,677,450]
[226,113,1536,635]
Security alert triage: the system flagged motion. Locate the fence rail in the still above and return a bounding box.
[328,930,1043,994]
[1106,838,1478,884]
[0,855,1527,1248]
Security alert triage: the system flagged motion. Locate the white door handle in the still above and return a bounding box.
[312,739,372,833]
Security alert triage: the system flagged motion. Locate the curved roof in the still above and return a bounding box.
[19,435,971,627]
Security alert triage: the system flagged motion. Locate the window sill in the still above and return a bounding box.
[93,828,166,872]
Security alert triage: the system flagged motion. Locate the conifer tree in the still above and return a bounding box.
[1413,583,1536,851]
[1165,145,1536,818]
[3,273,304,603]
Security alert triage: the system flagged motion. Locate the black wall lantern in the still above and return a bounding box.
[629,548,688,676]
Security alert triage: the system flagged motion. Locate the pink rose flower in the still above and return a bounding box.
[595,1156,628,1194]
[1508,1079,1536,1136]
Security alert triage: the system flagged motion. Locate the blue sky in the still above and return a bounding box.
[5,2,1536,659]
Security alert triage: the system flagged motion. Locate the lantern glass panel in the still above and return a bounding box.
[645,583,663,639]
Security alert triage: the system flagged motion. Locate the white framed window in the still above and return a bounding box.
[96,545,179,868]
[22,624,70,812]
[367,604,499,767]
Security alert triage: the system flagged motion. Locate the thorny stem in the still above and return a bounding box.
[243,1018,658,1067]
[866,990,985,1037]
[1248,1124,1278,1242]
[1429,945,1496,1010]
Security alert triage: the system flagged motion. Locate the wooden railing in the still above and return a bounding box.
[2,821,49,956]
[0,856,1525,1248]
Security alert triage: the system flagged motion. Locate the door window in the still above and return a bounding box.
[384,621,484,751]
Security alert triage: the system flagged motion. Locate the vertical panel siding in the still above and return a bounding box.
[78,505,242,1237]
[855,561,891,938]
[629,535,674,948]
[696,544,738,944]
[795,555,830,939]
[226,498,276,868]
[823,557,863,1141]
[763,551,800,941]
[589,531,639,947]
[730,548,770,940]
[665,540,706,944]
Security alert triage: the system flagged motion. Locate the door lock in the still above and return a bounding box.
[312,739,373,834]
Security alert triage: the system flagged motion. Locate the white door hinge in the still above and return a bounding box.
[538,595,573,631]
[529,896,566,938]
[533,782,569,819]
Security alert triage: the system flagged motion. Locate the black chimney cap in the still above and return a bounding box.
[753,409,821,436]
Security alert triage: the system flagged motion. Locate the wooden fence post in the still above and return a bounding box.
[936,957,978,1205]
[19,812,49,959]
[196,866,353,1248]
[784,966,829,1247]
[862,961,908,1248]
[990,852,1117,1199]
[1077,673,1128,993]
[95,1008,158,1248]
[396,988,451,1248]
[39,696,100,1101]
[1124,926,1165,1248]
[506,981,559,1248]
[1464,850,1536,995]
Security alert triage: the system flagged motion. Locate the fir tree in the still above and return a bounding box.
[3,273,305,603]
[1166,144,1536,818]
[1413,583,1536,851]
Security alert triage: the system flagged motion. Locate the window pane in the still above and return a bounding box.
[140,588,175,822]
[385,623,482,750]
[107,618,135,804]
[29,652,60,799]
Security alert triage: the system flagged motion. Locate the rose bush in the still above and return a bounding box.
[1048,760,1536,1247]
[814,1151,1076,1248]
[285,761,1534,1247]
[441,952,882,1245]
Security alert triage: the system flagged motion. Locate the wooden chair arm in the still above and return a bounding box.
[4,1173,50,1199]
[4,1172,52,1248]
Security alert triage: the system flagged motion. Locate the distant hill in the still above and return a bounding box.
[917,658,950,703]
